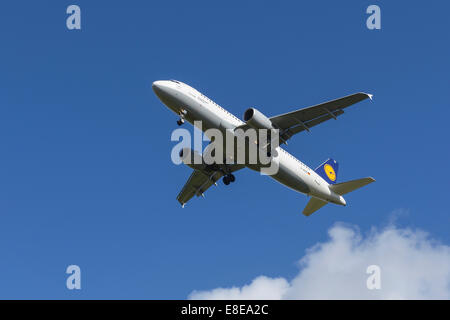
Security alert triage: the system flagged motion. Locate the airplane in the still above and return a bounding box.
[152,79,375,216]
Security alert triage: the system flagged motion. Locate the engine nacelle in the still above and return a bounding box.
[179,148,206,171]
[243,108,275,130]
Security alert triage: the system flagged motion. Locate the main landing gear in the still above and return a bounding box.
[176,118,185,126]
[222,174,236,186]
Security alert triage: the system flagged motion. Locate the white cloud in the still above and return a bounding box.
[189,223,450,299]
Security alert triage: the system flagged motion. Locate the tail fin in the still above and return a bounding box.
[315,158,339,184]
[329,177,375,195]
[302,197,328,216]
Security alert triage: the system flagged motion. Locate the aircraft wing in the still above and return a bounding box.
[270,92,372,144]
[176,164,244,207]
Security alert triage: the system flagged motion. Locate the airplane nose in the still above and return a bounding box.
[152,80,163,93]
[152,80,169,100]
[152,80,176,103]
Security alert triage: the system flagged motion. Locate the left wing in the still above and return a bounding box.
[176,165,244,207]
[271,92,372,144]
[235,93,372,145]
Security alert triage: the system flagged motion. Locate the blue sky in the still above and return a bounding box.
[0,1,449,299]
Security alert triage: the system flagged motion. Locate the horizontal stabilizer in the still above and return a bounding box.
[302,197,328,216]
[329,177,375,195]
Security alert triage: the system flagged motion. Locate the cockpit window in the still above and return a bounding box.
[170,80,180,84]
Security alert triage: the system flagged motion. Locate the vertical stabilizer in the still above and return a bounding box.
[315,158,339,184]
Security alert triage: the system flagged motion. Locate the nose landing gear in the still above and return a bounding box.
[177,109,187,126]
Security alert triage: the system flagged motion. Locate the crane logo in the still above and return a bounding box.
[324,164,336,182]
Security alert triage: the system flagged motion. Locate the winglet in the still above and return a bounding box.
[367,93,373,101]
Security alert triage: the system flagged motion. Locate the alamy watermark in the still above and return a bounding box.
[170,121,280,175]
[366,265,381,290]
[66,265,81,290]
[66,5,81,30]
[366,5,381,30]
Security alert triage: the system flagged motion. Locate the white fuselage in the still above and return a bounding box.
[152,80,346,206]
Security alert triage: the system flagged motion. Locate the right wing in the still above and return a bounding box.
[176,164,244,207]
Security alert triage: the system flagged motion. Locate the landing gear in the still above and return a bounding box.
[223,173,235,185]
[266,149,278,158]
[177,109,187,126]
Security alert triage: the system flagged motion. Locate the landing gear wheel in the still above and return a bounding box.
[177,119,185,126]
[229,174,235,182]
[223,176,230,185]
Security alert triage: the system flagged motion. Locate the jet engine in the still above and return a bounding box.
[243,108,275,130]
[179,148,206,171]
